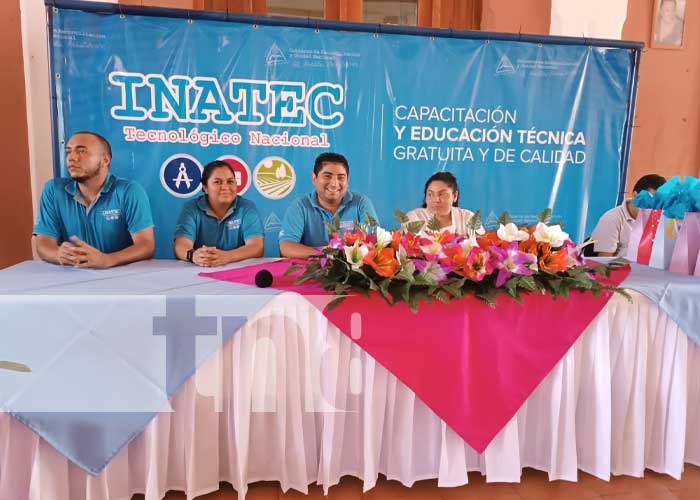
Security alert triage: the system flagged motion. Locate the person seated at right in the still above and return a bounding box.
[174,160,263,267]
[278,152,379,258]
[590,173,666,256]
[406,171,479,234]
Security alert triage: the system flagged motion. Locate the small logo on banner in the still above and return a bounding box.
[266,43,286,66]
[160,154,203,198]
[496,54,516,74]
[254,157,296,200]
[264,212,282,232]
[217,155,252,195]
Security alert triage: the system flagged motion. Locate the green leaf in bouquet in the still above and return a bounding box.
[427,214,442,232]
[406,220,425,234]
[414,272,438,286]
[407,289,426,313]
[379,278,393,299]
[365,212,378,227]
[442,277,466,297]
[546,278,563,294]
[324,213,341,235]
[536,207,552,223]
[476,287,498,308]
[394,209,409,224]
[497,211,513,226]
[284,263,302,276]
[517,275,539,291]
[504,279,523,303]
[294,264,321,284]
[467,210,482,231]
[325,295,347,312]
[397,280,413,303]
[434,289,451,304]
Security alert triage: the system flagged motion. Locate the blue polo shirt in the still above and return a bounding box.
[279,192,379,247]
[174,195,263,250]
[33,174,154,254]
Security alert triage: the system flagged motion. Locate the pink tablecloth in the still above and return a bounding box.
[202,260,629,452]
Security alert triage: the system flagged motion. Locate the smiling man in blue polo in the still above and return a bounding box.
[33,131,155,268]
[174,160,263,267]
[279,152,379,258]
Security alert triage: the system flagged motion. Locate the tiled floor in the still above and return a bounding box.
[135,465,700,499]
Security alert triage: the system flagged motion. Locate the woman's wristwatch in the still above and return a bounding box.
[186,248,194,263]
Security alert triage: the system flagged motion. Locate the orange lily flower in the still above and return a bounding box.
[363,247,399,278]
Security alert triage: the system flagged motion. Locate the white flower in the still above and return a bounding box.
[343,241,369,269]
[460,233,478,252]
[533,222,569,247]
[497,222,530,242]
[375,226,393,248]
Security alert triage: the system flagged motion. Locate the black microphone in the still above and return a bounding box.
[254,269,273,288]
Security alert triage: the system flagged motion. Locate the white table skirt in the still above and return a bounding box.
[1,291,698,500]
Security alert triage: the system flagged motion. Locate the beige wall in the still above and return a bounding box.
[481,0,700,192]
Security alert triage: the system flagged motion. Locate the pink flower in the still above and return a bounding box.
[490,241,537,287]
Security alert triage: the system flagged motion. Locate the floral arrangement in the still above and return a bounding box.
[287,209,628,312]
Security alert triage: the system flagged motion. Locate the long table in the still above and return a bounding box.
[1,259,699,500]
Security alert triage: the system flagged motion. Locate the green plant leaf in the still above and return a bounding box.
[414,272,438,286]
[325,295,346,312]
[467,210,482,231]
[476,288,498,308]
[365,212,378,227]
[434,289,450,304]
[517,275,538,291]
[406,220,425,234]
[284,263,302,276]
[427,214,442,231]
[536,207,552,223]
[497,211,512,226]
[394,209,409,224]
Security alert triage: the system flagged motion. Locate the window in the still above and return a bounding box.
[267,0,324,19]
[363,0,417,26]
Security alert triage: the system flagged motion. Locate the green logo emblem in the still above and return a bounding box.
[253,157,296,199]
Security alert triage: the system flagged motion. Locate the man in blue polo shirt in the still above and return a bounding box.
[33,131,155,268]
[279,152,379,258]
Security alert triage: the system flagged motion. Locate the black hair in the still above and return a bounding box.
[422,171,460,208]
[201,160,235,186]
[71,131,112,159]
[313,152,349,176]
[632,174,666,194]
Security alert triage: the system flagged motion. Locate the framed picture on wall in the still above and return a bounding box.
[651,0,686,49]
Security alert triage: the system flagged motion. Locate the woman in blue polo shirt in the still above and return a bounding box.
[174,160,264,267]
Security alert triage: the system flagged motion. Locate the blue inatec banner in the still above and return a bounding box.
[49,5,639,258]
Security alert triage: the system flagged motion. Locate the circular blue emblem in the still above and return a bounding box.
[159,154,203,198]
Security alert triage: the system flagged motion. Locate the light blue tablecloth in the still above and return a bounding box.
[0,259,697,475]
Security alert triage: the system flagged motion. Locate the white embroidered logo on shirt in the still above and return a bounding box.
[102,209,122,221]
[227,218,242,230]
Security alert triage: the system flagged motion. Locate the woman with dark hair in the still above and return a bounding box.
[174,160,264,267]
[406,171,480,234]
